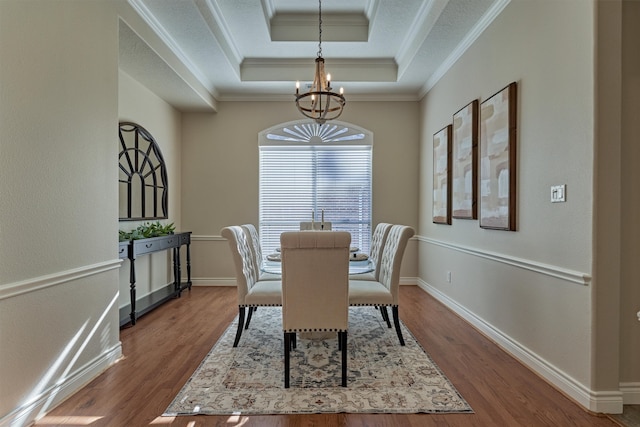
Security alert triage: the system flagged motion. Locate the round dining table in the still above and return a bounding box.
[261,257,373,275]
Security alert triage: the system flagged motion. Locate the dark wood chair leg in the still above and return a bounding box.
[292,332,296,349]
[392,306,405,346]
[380,306,392,328]
[233,307,245,347]
[245,306,255,330]
[284,332,291,388]
[340,331,348,387]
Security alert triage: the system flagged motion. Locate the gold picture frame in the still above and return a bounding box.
[479,82,517,230]
[433,125,452,224]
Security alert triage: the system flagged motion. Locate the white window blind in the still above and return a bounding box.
[259,144,372,256]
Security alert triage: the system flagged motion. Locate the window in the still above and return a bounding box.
[259,121,372,256]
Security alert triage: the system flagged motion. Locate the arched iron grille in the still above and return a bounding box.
[118,122,168,220]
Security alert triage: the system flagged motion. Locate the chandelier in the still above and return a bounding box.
[295,0,346,124]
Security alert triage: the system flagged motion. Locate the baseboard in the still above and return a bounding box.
[416,280,623,414]
[621,382,640,404]
[400,277,418,285]
[192,277,236,286]
[193,276,418,287]
[0,343,122,427]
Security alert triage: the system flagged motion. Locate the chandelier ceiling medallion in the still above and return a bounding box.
[295,0,346,124]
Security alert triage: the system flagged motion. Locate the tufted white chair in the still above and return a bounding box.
[281,231,351,388]
[241,224,280,281]
[221,226,282,347]
[349,222,393,282]
[299,221,332,231]
[349,222,394,327]
[348,224,415,346]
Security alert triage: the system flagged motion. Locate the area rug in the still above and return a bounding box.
[164,306,472,415]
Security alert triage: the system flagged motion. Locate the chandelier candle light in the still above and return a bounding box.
[295,0,346,124]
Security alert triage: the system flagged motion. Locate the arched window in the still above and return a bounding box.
[258,120,372,256]
[118,122,168,220]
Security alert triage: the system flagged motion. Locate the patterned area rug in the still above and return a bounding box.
[164,307,472,415]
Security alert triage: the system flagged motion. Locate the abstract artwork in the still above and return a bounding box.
[479,82,517,230]
[452,100,478,219]
[433,125,452,224]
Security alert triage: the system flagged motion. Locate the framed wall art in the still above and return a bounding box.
[479,82,517,231]
[452,100,478,219]
[433,125,452,224]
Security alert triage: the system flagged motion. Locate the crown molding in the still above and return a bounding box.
[420,0,511,98]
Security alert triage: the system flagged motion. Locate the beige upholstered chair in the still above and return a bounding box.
[280,231,351,388]
[350,222,394,327]
[350,222,393,282]
[221,226,282,347]
[241,224,280,281]
[349,224,415,346]
[299,221,332,231]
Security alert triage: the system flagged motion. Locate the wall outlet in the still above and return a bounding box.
[446,271,452,283]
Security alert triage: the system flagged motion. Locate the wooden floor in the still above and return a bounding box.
[35,286,620,427]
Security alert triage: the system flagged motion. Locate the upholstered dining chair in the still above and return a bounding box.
[241,224,280,281]
[221,226,282,347]
[299,221,332,231]
[239,224,280,330]
[350,222,393,282]
[348,224,415,346]
[349,222,394,327]
[280,230,351,388]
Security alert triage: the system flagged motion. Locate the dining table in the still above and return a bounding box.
[260,251,374,275]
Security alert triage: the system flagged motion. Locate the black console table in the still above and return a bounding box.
[119,232,192,326]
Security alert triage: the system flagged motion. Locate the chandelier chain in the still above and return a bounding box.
[317,0,322,58]
[294,0,345,124]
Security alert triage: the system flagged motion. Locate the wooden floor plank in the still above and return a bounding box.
[34,286,618,427]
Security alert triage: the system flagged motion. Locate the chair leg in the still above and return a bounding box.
[392,306,405,346]
[284,332,291,388]
[245,306,255,330]
[233,307,246,347]
[340,331,348,387]
[380,306,392,328]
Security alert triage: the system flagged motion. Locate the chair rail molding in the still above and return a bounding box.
[0,259,123,301]
[418,236,591,286]
[191,234,226,241]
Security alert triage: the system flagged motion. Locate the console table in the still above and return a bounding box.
[119,232,192,326]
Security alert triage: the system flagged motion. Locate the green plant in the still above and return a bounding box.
[119,221,175,241]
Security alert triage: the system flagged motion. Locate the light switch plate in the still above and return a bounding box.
[551,185,566,203]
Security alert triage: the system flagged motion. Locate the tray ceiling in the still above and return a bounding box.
[119,0,509,111]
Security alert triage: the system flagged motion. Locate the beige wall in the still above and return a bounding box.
[619,0,640,386]
[418,0,635,413]
[117,70,183,307]
[0,1,121,423]
[181,101,420,285]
